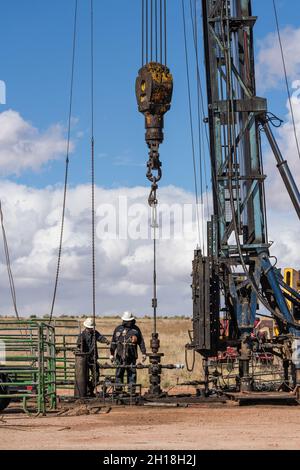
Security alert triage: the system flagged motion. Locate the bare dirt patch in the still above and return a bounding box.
[1,404,300,450]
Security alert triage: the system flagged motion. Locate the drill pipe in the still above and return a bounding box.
[99,362,184,370]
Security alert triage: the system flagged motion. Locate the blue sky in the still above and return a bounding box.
[0,0,299,316]
[0,0,297,191]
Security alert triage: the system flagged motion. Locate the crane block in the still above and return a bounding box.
[136,62,173,145]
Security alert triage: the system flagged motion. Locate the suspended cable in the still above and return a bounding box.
[185,347,195,373]
[49,0,78,322]
[220,1,300,331]
[90,0,96,323]
[182,0,201,247]
[0,201,19,320]
[142,0,145,66]
[191,0,211,220]
[155,0,158,62]
[190,0,207,252]
[151,204,158,335]
[189,0,226,232]
[150,0,153,61]
[138,0,172,358]
[143,0,167,66]
[272,0,300,161]
[90,0,98,395]
[146,0,149,64]
[160,0,163,63]
[164,0,167,65]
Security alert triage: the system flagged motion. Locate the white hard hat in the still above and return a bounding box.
[121,311,135,322]
[83,317,95,329]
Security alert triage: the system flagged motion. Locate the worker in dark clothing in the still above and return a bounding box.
[77,317,110,397]
[110,311,147,393]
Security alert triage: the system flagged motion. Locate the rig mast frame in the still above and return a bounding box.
[191,0,300,392]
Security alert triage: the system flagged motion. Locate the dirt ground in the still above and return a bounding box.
[1,403,300,450]
[1,318,299,450]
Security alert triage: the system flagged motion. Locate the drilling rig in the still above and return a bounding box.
[135,0,300,400]
[189,0,300,397]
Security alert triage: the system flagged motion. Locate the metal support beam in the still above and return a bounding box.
[263,121,300,220]
[190,0,300,396]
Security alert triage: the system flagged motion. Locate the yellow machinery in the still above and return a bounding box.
[284,268,300,310]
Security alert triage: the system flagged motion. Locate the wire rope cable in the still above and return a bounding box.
[182,0,202,247]
[49,0,78,322]
[272,0,300,161]
[141,1,169,335]
[143,0,166,66]
[0,201,20,319]
[189,0,209,252]
[90,0,98,396]
[220,0,300,331]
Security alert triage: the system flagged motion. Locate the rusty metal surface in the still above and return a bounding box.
[136,62,173,201]
[225,391,300,405]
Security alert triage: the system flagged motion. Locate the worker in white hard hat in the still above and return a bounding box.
[110,311,147,393]
[77,317,110,397]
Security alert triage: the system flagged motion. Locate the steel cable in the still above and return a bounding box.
[146,0,149,64]
[160,0,163,63]
[150,0,153,61]
[193,3,211,223]
[143,0,167,66]
[141,1,169,335]
[182,0,202,247]
[164,0,167,65]
[91,0,96,324]
[189,0,207,252]
[155,0,158,62]
[49,0,78,322]
[142,0,145,65]
[272,0,300,161]
[90,0,98,396]
[0,201,19,319]
[185,347,195,373]
[188,0,227,231]
[152,205,158,335]
[220,1,300,331]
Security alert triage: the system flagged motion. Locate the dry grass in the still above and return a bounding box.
[0,316,203,389]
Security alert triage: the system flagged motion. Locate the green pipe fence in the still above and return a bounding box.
[0,318,118,413]
[52,319,113,393]
[0,320,56,414]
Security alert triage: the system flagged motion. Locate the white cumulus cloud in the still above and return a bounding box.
[256,26,300,91]
[0,110,70,176]
[0,182,200,317]
[254,27,300,268]
[0,179,298,319]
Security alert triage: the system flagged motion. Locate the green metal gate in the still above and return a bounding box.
[0,320,56,414]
